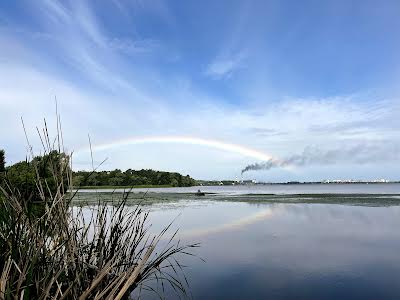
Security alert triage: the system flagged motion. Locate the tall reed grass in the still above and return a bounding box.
[0,119,198,299]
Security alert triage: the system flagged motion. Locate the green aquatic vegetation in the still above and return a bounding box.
[72,191,400,208]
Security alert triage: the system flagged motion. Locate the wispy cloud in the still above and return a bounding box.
[110,0,175,26]
[247,128,288,137]
[23,1,160,101]
[107,37,160,55]
[203,1,252,80]
[1,1,400,181]
[205,52,246,79]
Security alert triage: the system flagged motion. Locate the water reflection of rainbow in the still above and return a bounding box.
[180,206,282,238]
[78,136,278,162]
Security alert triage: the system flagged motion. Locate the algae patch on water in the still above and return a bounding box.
[71,191,400,207]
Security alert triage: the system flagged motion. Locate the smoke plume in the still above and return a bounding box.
[241,144,400,174]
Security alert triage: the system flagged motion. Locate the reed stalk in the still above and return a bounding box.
[0,119,197,299]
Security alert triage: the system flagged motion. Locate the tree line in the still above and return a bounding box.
[73,169,196,187]
[0,149,196,202]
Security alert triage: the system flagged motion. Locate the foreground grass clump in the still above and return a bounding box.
[0,125,197,299]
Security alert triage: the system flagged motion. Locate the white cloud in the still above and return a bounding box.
[1,57,399,180]
[1,1,399,181]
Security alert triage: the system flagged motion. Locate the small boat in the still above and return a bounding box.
[195,189,205,196]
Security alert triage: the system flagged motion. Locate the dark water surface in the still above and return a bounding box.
[75,185,400,299]
[142,202,400,299]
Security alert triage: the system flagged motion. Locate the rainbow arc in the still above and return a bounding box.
[78,135,278,162]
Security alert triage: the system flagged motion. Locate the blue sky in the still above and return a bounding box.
[1,0,399,181]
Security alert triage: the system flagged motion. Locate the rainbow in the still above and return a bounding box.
[78,136,277,162]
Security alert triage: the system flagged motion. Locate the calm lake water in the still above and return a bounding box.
[76,182,400,195]
[76,184,400,299]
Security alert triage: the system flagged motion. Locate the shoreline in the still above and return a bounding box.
[75,184,174,190]
[76,182,400,190]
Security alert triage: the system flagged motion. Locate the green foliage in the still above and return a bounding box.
[73,168,196,188]
[0,149,4,172]
[4,150,70,203]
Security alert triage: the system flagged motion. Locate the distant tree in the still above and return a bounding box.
[72,174,85,187]
[0,150,5,172]
[5,151,70,202]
